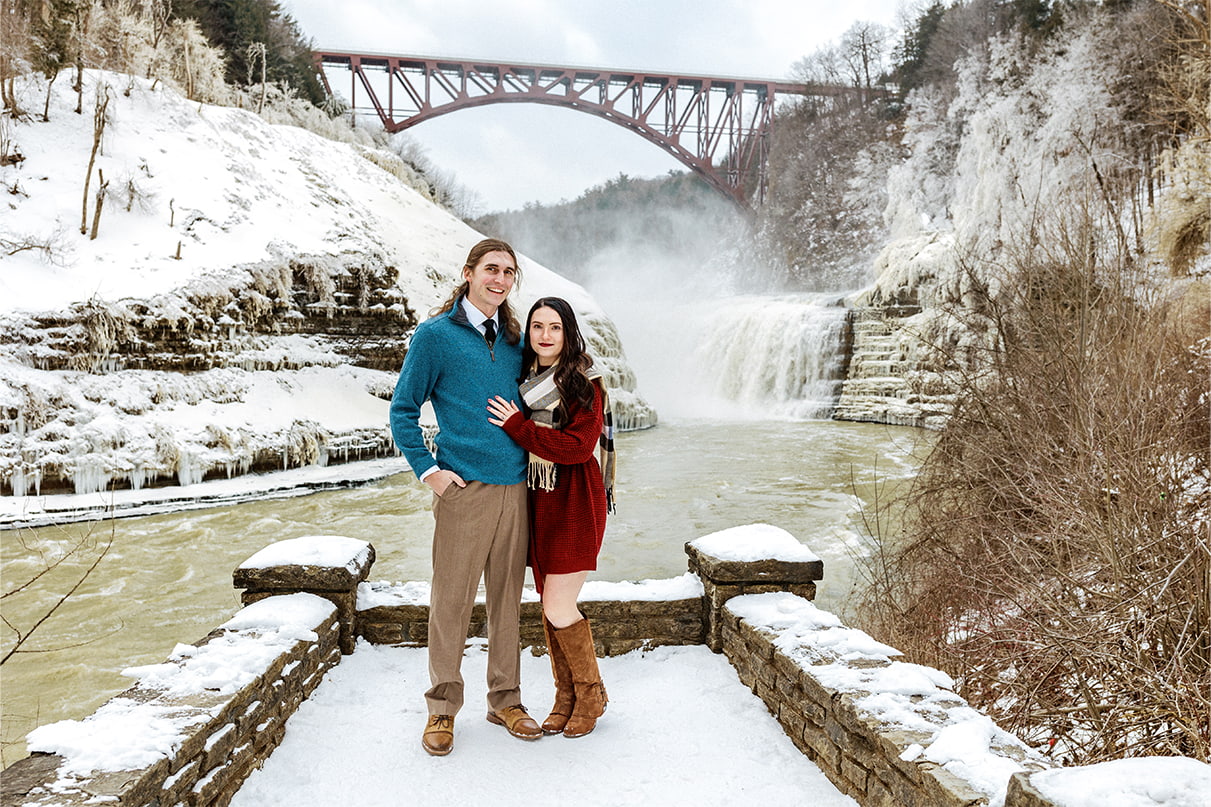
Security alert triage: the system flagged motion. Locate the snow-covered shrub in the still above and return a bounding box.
[160,18,229,105]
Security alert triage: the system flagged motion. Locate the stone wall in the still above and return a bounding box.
[357,596,705,656]
[5,530,1205,807]
[0,594,341,807]
[720,590,1053,807]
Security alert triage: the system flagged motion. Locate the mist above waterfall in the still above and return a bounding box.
[480,178,863,421]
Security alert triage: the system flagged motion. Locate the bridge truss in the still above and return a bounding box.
[314,52,823,210]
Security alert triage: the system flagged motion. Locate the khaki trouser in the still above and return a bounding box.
[425,480,529,716]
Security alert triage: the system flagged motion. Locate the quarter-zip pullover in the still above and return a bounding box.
[390,298,526,485]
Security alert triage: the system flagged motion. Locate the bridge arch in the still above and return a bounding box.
[314,53,840,210]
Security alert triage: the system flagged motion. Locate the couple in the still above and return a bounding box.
[389,238,614,757]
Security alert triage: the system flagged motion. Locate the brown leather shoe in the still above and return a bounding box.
[422,714,454,756]
[486,704,542,740]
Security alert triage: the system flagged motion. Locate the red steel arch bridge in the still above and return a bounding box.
[313,51,848,210]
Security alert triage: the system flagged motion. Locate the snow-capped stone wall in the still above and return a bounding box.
[4,526,1206,807]
[4,593,342,806]
[721,591,1052,806]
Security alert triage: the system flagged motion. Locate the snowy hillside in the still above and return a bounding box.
[0,70,653,504]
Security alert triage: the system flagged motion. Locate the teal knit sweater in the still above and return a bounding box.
[389,301,526,485]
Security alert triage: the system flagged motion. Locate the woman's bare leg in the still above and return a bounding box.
[542,571,589,628]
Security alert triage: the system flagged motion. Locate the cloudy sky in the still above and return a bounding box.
[282,0,908,212]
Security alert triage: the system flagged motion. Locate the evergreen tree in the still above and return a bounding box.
[30,0,78,119]
[891,1,947,94]
[173,0,324,105]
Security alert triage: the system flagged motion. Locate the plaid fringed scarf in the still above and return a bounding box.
[519,362,617,513]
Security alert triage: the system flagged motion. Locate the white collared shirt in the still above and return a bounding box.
[460,297,498,338]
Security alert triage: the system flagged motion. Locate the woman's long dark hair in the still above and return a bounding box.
[431,238,522,345]
[522,297,595,416]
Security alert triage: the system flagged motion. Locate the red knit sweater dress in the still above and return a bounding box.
[501,381,608,593]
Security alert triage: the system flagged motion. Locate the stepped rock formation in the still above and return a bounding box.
[0,72,654,498]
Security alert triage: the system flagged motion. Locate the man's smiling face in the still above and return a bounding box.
[462,250,517,317]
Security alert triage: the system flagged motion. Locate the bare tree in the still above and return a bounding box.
[80,84,109,234]
[0,0,32,114]
[840,21,889,94]
[854,208,1211,762]
[1,226,67,261]
[246,40,266,113]
[89,167,108,239]
[71,0,94,114]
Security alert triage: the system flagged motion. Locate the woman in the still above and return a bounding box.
[486,296,615,738]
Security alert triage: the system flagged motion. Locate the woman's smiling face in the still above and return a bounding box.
[528,306,564,366]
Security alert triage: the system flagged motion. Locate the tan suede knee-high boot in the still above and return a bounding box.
[554,615,608,738]
[542,617,575,734]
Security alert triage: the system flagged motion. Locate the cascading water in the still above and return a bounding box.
[594,283,853,421]
[692,295,852,419]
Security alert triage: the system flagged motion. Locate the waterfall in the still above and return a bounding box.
[693,295,851,419]
[598,288,852,421]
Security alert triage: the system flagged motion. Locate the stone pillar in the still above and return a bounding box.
[233,535,375,654]
[685,524,823,652]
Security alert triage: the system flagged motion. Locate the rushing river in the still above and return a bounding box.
[0,417,920,764]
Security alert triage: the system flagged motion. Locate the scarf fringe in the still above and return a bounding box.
[527,454,558,492]
[519,361,617,510]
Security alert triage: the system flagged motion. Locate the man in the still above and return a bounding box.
[390,238,541,756]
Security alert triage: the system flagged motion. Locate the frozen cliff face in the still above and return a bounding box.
[0,71,653,496]
[835,17,1180,428]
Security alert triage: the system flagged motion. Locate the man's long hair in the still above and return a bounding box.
[521,296,596,417]
[431,238,522,345]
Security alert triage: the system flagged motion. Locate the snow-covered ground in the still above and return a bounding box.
[232,641,861,807]
[1,69,650,500]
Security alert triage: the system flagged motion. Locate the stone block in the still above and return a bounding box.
[919,761,989,806]
[359,621,404,644]
[685,542,824,584]
[161,757,201,805]
[239,698,271,736]
[733,658,757,690]
[803,724,841,774]
[736,621,774,661]
[775,669,803,702]
[1004,771,1053,807]
[772,648,803,680]
[233,539,375,592]
[875,728,936,782]
[778,702,807,743]
[786,582,818,600]
[886,766,926,806]
[77,757,170,806]
[864,774,900,807]
[840,754,870,794]
[203,723,239,770]
[755,660,778,692]
[797,668,838,708]
[0,754,66,806]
